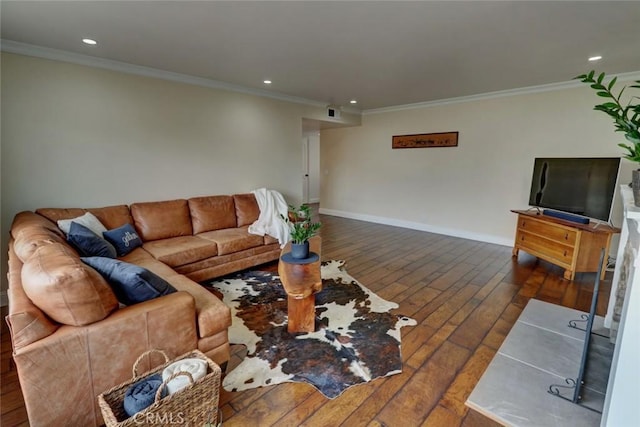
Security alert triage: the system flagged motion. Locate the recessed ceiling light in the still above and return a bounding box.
[588,55,602,62]
[350,100,357,104]
[263,80,272,84]
[82,38,97,45]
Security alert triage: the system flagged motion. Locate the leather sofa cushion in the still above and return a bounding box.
[142,236,218,268]
[36,205,134,232]
[131,199,193,241]
[166,274,231,338]
[11,211,64,239]
[234,193,260,227]
[175,243,278,275]
[21,243,119,326]
[12,225,70,263]
[36,207,86,223]
[188,195,237,234]
[11,211,68,262]
[264,235,279,245]
[197,330,228,354]
[120,248,182,278]
[197,226,264,255]
[120,249,230,338]
[88,205,133,230]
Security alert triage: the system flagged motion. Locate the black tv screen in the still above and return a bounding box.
[528,157,621,222]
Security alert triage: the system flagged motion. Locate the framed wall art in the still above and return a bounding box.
[392,131,458,149]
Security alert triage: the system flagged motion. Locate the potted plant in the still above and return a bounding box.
[282,204,321,259]
[574,70,640,205]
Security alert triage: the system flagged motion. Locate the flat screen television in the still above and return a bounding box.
[528,157,621,222]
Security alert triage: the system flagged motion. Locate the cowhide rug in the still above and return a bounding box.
[205,260,416,399]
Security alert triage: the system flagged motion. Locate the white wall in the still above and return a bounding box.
[3,49,636,299]
[0,52,359,294]
[320,85,635,247]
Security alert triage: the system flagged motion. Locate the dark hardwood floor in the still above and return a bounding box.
[1,214,612,426]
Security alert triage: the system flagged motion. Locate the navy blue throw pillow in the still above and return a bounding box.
[103,223,143,256]
[81,257,176,305]
[67,221,117,258]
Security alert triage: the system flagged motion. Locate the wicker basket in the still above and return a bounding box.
[98,349,221,427]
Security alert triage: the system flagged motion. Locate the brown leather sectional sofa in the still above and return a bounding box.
[6,193,281,426]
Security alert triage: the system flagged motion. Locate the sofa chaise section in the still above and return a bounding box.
[6,192,283,426]
[7,236,198,427]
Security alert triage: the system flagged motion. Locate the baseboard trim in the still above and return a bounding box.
[1,290,7,307]
[319,208,512,247]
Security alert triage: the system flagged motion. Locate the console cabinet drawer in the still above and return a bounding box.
[517,217,577,245]
[515,230,575,266]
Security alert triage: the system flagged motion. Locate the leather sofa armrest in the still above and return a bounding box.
[12,291,198,427]
[6,287,60,350]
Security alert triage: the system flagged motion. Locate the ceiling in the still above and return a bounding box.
[2,1,640,112]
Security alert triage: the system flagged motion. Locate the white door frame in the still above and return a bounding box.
[302,136,310,203]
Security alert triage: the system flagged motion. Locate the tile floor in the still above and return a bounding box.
[466,299,613,426]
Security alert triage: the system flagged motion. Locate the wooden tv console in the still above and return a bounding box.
[511,210,620,280]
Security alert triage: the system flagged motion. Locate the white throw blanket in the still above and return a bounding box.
[162,358,208,395]
[248,188,291,247]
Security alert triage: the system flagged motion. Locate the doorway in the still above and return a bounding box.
[302,131,321,204]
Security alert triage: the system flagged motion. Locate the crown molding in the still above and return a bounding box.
[1,39,365,113]
[3,40,635,117]
[364,70,640,115]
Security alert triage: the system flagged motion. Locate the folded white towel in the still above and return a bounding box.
[161,358,208,395]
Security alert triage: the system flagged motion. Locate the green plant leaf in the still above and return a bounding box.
[578,70,639,163]
[282,203,321,243]
[601,102,619,108]
[625,134,640,144]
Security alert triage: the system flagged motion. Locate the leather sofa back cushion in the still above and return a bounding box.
[36,205,134,231]
[188,196,237,234]
[234,194,260,227]
[11,211,69,262]
[88,205,133,230]
[12,225,71,263]
[36,207,86,223]
[11,211,64,239]
[131,199,193,241]
[21,243,118,326]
